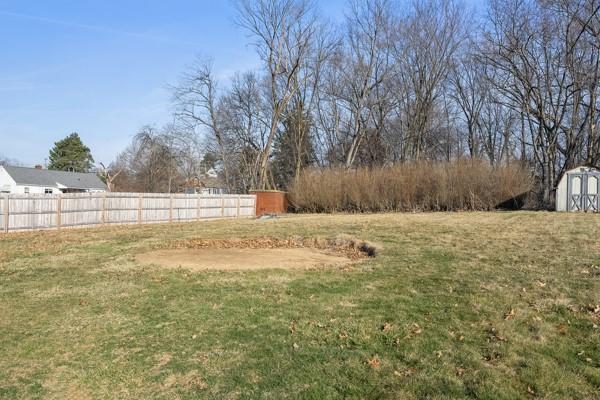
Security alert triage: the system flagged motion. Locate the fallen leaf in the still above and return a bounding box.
[394,368,416,377]
[366,356,381,369]
[411,323,422,335]
[381,322,392,332]
[487,326,506,342]
[504,308,516,320]
[586,304,600,314]
[556,324,568,335]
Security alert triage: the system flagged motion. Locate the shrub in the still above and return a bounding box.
[288,159,532,212]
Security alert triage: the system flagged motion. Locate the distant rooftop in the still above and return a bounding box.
[1,165,107,190]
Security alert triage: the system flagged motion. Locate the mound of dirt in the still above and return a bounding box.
[166,235,379,259]
[136,235,379,271]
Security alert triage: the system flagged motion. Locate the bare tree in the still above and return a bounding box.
[218,72,268,192]
[236,0,318,188]
[99,162,122,192]
[113,125,197,193]
[0,155,21,167]
[392,0,468,161]
[172,58,231,187]
[320,0,395,167]
[449,52,486,159]
[481,0,590,205]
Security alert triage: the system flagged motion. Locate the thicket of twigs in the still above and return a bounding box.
[288,160,532,213]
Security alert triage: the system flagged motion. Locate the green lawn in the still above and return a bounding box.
[0,212,599,399]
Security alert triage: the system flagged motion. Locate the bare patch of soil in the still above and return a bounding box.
[136,248,354,271]
[136,235,378,271]
[167,235,379,258]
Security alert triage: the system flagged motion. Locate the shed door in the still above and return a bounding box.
[568,172,600,212]
[585,174,599,212]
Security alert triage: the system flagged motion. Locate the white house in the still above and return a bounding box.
[0,165,107,194]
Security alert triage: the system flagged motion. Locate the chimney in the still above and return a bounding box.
[35,164,43,170]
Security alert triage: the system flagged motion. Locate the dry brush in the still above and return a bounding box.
[289,159,532,212]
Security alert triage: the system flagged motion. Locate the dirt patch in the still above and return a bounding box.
[136,235,378,271]
[137,248,354,271]
[166,235,380,259]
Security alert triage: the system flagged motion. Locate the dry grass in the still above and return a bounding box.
[289,159,532,212]
[0,212,599,399]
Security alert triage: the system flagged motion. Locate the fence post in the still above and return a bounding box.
[101,192,107,225]
[138,194,143,224]
[3,194,8,233]
[169,194,173,223]
[237,195,241,217]
[197,194,201,221]
[56,194,62,229]
[221,196,225,217]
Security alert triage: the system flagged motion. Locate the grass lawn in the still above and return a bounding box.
[0,212,599,399]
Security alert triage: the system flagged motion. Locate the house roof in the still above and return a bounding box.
[182,174,227,189]
[2,165,107,190]
[199,175,227,188]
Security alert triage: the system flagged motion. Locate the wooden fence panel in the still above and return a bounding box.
[198,196,224,219]
[61,193,103,227]
[239,195,256,217]
[6,195,58,231]
[172,194,197,222]
[140,194,170,223]
[222,197,238,217]
[0,192,255,232]
[104,193,139,225]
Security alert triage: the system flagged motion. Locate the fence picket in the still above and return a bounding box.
[56,194,62,228]
[3,194,8,233]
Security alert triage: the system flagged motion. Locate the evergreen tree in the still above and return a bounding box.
[272,104,315,189]
[48,133,94,172]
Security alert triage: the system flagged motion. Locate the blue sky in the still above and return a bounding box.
[0,0,481,167]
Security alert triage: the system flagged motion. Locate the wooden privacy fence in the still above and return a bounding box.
[0,192,256,232]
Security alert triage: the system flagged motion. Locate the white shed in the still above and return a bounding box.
[556,166,600,212]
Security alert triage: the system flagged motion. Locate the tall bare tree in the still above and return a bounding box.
[172,59,231,187]
[392,0,468,161]
[236,0,318,188]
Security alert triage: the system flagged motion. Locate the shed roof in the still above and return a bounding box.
[2,165,107,190]
[563,165,600,175]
